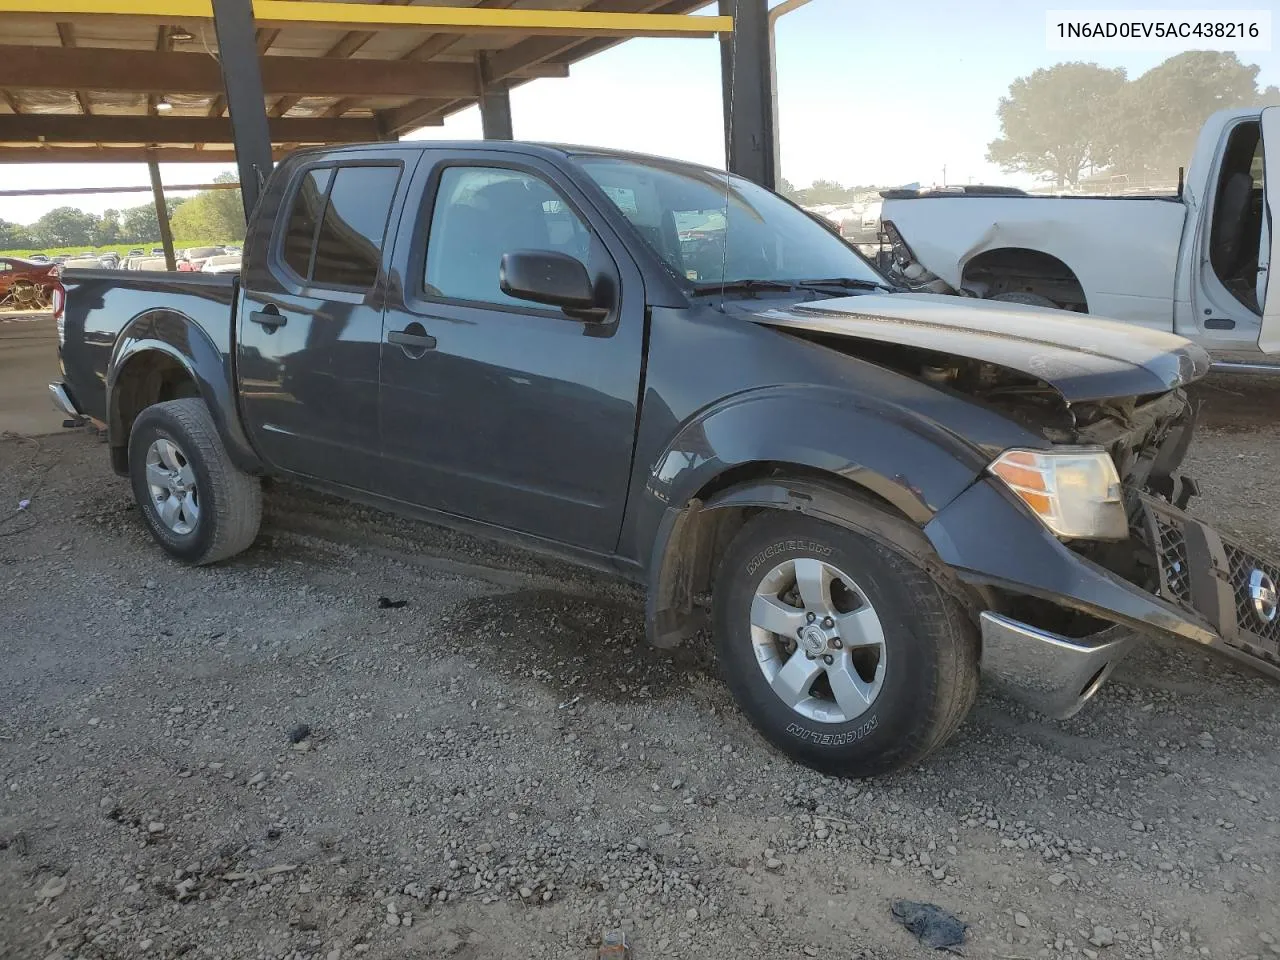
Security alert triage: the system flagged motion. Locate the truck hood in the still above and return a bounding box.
[751,292,1211,403]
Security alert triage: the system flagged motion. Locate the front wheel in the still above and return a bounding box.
[128,398,262,565]
[713,511,978,777]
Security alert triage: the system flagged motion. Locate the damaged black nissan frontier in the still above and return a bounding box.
[50,142,1280,777]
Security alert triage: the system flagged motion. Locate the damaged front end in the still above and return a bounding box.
[926,381,1280,717]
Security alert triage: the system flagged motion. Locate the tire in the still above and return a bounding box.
[990,291,1059,309]
[128,398,262,565]
[713,511,979,777]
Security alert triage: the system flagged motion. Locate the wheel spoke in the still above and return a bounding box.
[156,440,181,471]
[793,558,833,614]
[177,462,196,488]
[157,494,181,529]
[770,650,823,707]
[835,605,885,649]
[751,594,806,636]
[179,492,199,528]
[826,657,874,717]
[145,463,170,489]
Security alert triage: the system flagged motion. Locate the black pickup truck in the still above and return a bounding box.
[52,141,1280,777]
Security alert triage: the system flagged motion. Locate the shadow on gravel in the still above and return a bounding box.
[446,589,714,704]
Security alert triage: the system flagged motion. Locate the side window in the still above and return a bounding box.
[279,164,400,290]
[424,166,593,307]
[312,166,401,289]
[282,168,332,279]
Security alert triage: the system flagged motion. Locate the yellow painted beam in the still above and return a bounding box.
[0,0,733,38]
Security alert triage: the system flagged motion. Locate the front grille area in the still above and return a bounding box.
[1224,544,1280,651]
[1152,512,1192,605]
[1141,494,1280,668]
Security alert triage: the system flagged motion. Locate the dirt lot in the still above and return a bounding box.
[2,378,1279,960]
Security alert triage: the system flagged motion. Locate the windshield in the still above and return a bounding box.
[577,156,884,289]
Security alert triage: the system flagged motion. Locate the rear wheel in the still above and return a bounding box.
[713,511,978,777]
[128,398,262,565]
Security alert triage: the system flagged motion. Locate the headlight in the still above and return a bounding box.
[989,448,1126,540]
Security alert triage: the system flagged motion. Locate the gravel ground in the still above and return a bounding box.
[2,379,1279,960]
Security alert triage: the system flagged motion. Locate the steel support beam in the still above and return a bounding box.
[211,0,273,220]
[148,157,178,271]
[1,1,733,38]
[717,0,775,189]
[477,54,513,140]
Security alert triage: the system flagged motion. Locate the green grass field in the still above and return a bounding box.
[1,240,237,260]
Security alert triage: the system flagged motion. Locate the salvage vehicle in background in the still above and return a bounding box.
[51,141,1280,777]
[0,255,59,311]
[880,107,1279,370]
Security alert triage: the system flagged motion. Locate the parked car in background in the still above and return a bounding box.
[0,255,59,310]
[840,201,882,244]
[127,248,146,258]
[879,106,1279,370]
[100,252,121,269]
[27,253,51,263]
[181,246,225,271]
[134,257,170,271]
[201,254,242,275]
[52,140,1280,777]
[151,248,165,256]
[61,256,109,271]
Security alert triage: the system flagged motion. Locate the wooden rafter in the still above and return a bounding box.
[0,46,486,99]
[0,113,386,143]
[55,23,93,116]
[0,146,289,163]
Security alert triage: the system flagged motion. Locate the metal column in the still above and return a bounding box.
[211,0,274,220]
[718,0,776,190]
[477,54,514,140]
[147,157,177,271]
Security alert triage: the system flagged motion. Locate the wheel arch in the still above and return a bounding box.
[961,246,1088,311]
[644,465,983,650]
[107,309,262,476]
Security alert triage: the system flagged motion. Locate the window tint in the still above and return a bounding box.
[282,168,332,279]
[424,167,593,307]
[312,166,401,289]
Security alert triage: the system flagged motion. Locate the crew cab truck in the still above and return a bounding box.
[51,141,1280,777]
[879,107,1280,370]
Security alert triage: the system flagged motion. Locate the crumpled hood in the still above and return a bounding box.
[751,292,1211,402]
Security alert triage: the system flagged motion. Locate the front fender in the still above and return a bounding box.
[624,385,990,572]
[108,309,261,474]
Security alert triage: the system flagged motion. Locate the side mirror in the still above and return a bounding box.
[500,250,599,313]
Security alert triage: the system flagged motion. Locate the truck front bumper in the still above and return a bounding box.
[926,479,1280,718]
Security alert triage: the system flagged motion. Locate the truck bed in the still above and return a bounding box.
[58,269,239,427]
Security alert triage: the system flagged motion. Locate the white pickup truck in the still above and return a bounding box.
[879,107,1278,371]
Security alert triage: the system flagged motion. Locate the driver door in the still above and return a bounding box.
[1261,107,1280,353]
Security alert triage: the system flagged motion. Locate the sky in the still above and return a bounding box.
[2,0,1277,224]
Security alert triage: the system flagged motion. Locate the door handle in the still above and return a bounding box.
[249,306,286,330]
[387,324,437,353]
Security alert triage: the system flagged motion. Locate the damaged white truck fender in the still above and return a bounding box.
[879,107,1280,372]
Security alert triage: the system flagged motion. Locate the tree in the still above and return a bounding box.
[32,206,100,248]
[93,209,121,247]
[169,173,245,244]
[119,198,185,244]
[986,62,1128,187]
[0,219,35,250]
[1108,52,1263,177]
[778,177,798,198]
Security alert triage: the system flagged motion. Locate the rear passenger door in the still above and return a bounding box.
[238,150,417,489]
[377,151,647,554]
